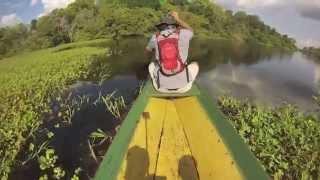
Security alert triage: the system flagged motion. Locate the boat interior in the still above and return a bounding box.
[117,97,243,180]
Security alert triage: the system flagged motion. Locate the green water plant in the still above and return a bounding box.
[38,149,58,171]
[0,40,107,178]
[218,96,320,179]
[89,129,112,162]
[38,148,66,180]
[101,92,126,119]
[71,167,82,180]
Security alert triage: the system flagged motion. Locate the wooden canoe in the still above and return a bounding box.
[94,81,268,180]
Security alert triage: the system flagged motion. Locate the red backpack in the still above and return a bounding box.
[156,30,185,76]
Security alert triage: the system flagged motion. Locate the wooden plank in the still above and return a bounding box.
[155,101,198,180]
[117,113,147,180]
[94,83,150,180]
[145,98,168,175]
[117,98,167,180]
[174,97,243,180]
[95,80,268,180]
[196,90,269,179]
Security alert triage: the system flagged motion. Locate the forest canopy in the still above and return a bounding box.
[0,0,297,59]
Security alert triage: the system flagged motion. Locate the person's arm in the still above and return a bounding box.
[145,35,156,59]
[145,48,153,59]
[171,11,193,32]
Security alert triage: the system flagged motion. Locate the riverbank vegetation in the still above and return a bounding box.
[219,96,320,180]
[0,0,296,59]
[0,40,108,178]
[302,47,320,59]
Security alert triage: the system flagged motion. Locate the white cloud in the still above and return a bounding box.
[297,0,320,21]
[215,0,320,47]
[0,13,21,27]
[39,0,75,16]
[216,0,287,9]
[236,0,282,8]
[217,0,320,18]
[298,0,320,7]
[30,0,38,6]
[298,38,320,48]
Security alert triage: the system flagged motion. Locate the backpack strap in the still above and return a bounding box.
[155,33,161,65]
[185,64,190,83]
[175,28,180,36]
[156,31,160,38]
[157,69,161,89]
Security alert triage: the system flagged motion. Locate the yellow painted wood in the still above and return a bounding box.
[174,97,243,180]
[145,98,168,175]
[118,96,242,180]
[117,109,147,180]
[155,101,198,180]
[117,98,167,180]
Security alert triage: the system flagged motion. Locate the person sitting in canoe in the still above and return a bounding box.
[145,11,199,93]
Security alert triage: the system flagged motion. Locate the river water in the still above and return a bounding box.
[105,38,319,112]
[11,38,320,179]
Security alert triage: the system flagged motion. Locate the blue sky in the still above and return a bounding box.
[0,0,75,26]
[0,0,43,23]
[0,0,320,47]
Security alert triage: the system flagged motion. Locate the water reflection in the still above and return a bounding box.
[102,37,319,111]
[199,52,319,111]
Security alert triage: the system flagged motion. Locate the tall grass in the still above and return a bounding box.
[101,92,126,120]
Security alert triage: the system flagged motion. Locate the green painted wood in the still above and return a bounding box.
[95,80,269,180]
[196,87,269,180]
[94,82,150,180]
[145,80,201,97]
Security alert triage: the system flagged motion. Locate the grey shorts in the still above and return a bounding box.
[148,62,199,93]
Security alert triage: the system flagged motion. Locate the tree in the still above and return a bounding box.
[70,9,104,41]
[225,10,233,17]
[0,0,298,58]
[65,0,96,21]
[247,15,264,30]
[30,19,37,31]
[37,9,71,46]
[171,0,189,6]
[0,24,28,57]
[234,11,247,22]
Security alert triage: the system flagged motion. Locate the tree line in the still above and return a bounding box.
[302,47,320,59]
[0,0,297,59]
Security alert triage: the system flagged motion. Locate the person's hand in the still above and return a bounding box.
[170,11,179,20]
